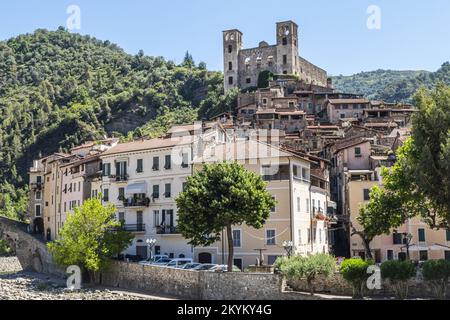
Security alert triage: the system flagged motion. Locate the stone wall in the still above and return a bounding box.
[287,272,450,299]
[101,261,289,300]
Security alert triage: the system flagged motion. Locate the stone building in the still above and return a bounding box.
[223,20,328,92]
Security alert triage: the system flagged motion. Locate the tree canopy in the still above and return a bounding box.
[47,197,133,281]
[176,162,276,271]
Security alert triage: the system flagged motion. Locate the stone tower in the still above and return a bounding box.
[275,21,299,76]
[223,29,243,92]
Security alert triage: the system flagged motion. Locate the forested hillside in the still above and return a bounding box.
[332,62,450,102]
[0,27,236,220]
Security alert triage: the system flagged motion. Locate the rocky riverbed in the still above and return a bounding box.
[0,257,166,300]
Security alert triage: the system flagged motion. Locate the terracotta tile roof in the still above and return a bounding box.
[333,137,369,154]
[102,137,193,157]
[328,99,370,105]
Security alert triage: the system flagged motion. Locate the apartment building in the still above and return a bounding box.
[28,159,46,235]
[99,122,229,260]
[191,140,331,270]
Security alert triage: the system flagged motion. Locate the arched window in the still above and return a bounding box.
[228,45,233,53]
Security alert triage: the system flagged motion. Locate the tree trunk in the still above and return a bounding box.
[226,224,234,273]
[350,225,373,260]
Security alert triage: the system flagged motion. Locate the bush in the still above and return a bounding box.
[422,260,450,299]
[276,254,335,295]
[340,258,372,299]
[0,240,13,257]
[381,260,416,300]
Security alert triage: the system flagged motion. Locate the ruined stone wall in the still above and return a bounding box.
[238,46,278,89]
[298,57,328,87]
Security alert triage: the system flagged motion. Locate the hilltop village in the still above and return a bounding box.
[26,21,450,270]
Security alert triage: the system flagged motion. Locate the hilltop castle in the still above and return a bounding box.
[223,20,329,92]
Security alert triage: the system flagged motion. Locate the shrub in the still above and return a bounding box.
[381,260,416,300]
[276,254,335,295]
[422,260,450,299]
[0,240,13,257]
[340,258,371,299]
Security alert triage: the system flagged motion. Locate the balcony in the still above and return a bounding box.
[156,225,180,235]
[109,175,129,182]
[123,197,150,208]
[122,224,146,233]
[30,182,44,190]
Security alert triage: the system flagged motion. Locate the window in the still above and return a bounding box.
[298,230,302,245]
[268,255,281,265]
[228,76,233,85]
[306,199,310,213]
[164,184,171,198]
[152,157,160,171]
[153,210,160,227]
[182,182,188,192]
[118,188,125,201]
[118,212,125,223]
[355,147,362,158]
[64,202,66,212]
[35,191,42,200]
[102,163,111,176]
[342,104,349,110]
[445,251,450,261]
[228,45,232,53]
[271,196,276,213]
[313,227,317,243]
[164,155,171,170]
[103,188,109,202]
[283,55,287,65]
[446,230,450,242]
[387,250,394,260]
[282,37,287,45]
[393,233,403,245]
[419,250,428,261]
[35,205,41,217]
[418,228,426,242]
[115,161,127,178]
[363,189,370,201]
[36,176,42,184]
[246,78,251,84]
[297,197,301,212]
[266,230,276,245]
[232,230,241,247]
[262,98,268,105]
[228,61,233,71]
[137,159,143,173]
[152,185,160,199]
[182,153,189,168]
[340,113,346,119]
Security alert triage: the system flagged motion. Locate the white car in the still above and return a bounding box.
[209,265,242,272]
[149,257,173,266]
[138,255,169,265]
[163,258,194,269]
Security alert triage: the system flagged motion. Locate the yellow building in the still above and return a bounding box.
[192,140,332,270]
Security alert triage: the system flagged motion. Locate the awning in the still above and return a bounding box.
[429,243,450,251]
[406,244,429,252]
[125,182,148,195]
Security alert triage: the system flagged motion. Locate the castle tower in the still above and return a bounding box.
[223,29,243,92]
[275,21,299,76]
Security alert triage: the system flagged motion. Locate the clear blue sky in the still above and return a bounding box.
[0,0,449,75]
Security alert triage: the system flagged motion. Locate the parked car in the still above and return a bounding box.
[151,257,174,266]
[193,264,218,271]
[180,263,202,270]
[163,258,194,269]
[209,265,242,272]
[138,255,169,265]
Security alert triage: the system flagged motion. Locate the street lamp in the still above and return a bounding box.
[283,241,294,258]
[146,238,157,261]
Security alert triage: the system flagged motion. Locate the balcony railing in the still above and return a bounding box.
[109,175,129,182]
[30,182,44,190]
[122,224,146,232]
[123,198,151,208]
[156,225,179,235]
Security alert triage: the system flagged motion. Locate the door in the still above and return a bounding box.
[136,246,148,260]
[233,258,243,271]
[398,252,407,261]
[198,252,212,264]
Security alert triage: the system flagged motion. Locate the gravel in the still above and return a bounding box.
[0,257,162,300]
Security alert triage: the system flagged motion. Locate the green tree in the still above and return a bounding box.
[176,162,276,272]
[47,198,133,282]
